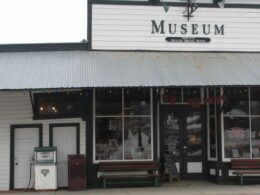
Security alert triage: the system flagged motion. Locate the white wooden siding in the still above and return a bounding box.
[0,92,86,191]
[225,0,260,4]
[92,5,260,51]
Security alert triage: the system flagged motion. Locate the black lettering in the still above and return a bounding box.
[192,24,198,35]
[181,24,187,35]
[168,24,177,34]
[215,24,224,35]
[203,24,210,35]
[151,20,165,34]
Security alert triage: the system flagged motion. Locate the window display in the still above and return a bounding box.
[95,88,152,161]
[124,118,151,159]
[224,117,250,158]
[186,112,202,157]
[222,87,260,159]
[163,112,180,156]
[124,89,150,115]
[95,118,123,160]
[251,118,260,158]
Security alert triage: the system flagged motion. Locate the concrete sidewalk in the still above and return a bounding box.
[3,181,260,195]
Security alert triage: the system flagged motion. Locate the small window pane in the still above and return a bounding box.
[225,0,260,4]
[223,87,249,115]
[96,89,122,116]
[124,88,150,115]
[96,117,123,160]
[251,87,260,115]
[161,88,182,104]
[183,88,201,103]
[251,117,260,158]
[224,117,250,158]
[209,88,216,116]
[124,117,151,160]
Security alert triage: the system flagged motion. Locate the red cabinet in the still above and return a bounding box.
[68,155,86,190]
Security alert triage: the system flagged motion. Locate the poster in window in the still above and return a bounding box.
[108,139,118,150]
[109,119,118,131]
[232,149,239,158]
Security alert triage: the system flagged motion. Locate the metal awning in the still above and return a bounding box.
[0,51,260,90]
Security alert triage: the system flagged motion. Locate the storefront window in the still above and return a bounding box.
[222,87,260,159]
[95,88,152,161]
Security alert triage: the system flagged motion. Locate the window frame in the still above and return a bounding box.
[221,87,260,162]
[93,88,154,163]
[207,87,218,161]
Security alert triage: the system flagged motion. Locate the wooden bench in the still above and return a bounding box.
[231,159,260,185]
[99,162,160,188]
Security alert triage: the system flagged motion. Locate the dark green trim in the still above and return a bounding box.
[153,89,159,161]
[88,2,93,50]
[90,1,218,7]
[49,123,80,154]
[10,124,43,190]
[34,146,57,152]
[0,43,88,53]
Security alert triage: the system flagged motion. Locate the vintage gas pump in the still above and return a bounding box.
[34,146,57,190]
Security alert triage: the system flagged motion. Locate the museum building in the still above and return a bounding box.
[1,0,260,191]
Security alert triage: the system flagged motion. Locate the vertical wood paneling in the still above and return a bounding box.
[0,92,86,190]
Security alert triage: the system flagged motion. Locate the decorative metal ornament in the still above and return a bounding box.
[183,0,198,21]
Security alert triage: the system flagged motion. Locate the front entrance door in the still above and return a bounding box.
[50,123,79,188]
[161,107,206,179]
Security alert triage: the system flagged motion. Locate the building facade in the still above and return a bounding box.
[1,0,260,190]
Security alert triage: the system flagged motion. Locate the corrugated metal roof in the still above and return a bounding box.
[0,51,260,89]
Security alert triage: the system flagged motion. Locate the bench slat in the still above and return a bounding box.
[101,174,160,179]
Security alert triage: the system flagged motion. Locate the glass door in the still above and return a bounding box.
[161,106,206,179]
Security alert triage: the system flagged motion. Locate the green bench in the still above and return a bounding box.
[231,159,260,185]
[99,161,160,188]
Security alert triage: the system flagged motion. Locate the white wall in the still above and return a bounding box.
[92,5,260,51]
[0,91,86,191]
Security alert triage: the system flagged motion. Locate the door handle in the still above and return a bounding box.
[15,162,18,165]
[183,146,187,149]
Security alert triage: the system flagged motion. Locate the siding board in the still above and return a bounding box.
[0,92,86,191]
